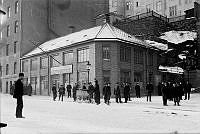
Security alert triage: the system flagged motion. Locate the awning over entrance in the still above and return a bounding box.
[158,65,184,74]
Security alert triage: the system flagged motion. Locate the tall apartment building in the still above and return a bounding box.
[109,0,198,18]
[0,0,109,93]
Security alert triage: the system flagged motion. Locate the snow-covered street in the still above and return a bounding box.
[1,93,200,134]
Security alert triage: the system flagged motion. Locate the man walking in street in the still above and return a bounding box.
[135,83,140,98]
[13,73,25,118]
[52,84,57,101]
[72,83,78,102]
[146,82,153,102]
[88,82,94,103]
[58,85,65,101]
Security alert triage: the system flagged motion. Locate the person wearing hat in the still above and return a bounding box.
[58,84,65,101]
[114,82,122,103]
[135,83,140,98]
[13,73,25,118]
[94,80,100,105]
[52,83,57,101]
[103,83,111,105]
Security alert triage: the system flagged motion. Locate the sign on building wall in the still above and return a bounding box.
[51,65,73,75]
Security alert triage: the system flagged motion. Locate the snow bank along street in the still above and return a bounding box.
[1,93,200,134]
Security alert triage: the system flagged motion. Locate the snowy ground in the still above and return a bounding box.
[1,93,200,134]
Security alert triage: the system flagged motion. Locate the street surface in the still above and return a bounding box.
[1,93,200,134]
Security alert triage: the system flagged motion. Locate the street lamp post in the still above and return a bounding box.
[86,61,91,84]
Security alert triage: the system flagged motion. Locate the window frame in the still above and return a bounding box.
[14,21,19,33]
[15,1,19,14]
[77,47,89,63]
[7,6,11,18]
[7,25,10,37]
[6,64,9,75]
[14,62,17,74]
[6,44,9,56]
[14,41,17,54]
[102,46,111,60]
[63,51,73,65]
[40,56,48,69]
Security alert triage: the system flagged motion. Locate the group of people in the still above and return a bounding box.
[51,80,101,105]
[159,81,192,106]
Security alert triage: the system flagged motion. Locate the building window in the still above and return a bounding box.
[7,25,10,37]
[22,60,28,72]
[31,58,37,71]
[6,64,9,75]
[63,51,73,65]
[103,70,110,84]
[156,1,162,12]
[30,77,37,95]
[6,81,8,93]
[103,46,110,60]
[120,46,131,62]
[40,76,48,91]
[7,6,11,18]
[134,72,143,82]
[14,62,17,74]
[136,2,139,7]
[40,57,48,69]
[134,50,143,64]
[14,41,17,54]
[146,4,153,12]
[14,21,19,33]
[126,1,131,10]
[169,5,177,17]
[51,54,61,67]
[15,1,19,14]
[149,53,153,66]
[6,44,9,56]
[78,48,89,63]
[120,71,131,83]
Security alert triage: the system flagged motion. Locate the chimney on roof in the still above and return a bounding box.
[68,26,75,34]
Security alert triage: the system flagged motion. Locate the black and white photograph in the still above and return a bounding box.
[0,0,200,133]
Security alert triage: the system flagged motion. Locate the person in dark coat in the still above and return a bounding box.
[27,83,32,96]
[173,83,180,106]
[82,83,86,91]
[146,82,153,102]
[168,82,173,101]
[52,84,57,101]
[114,82,122,103]
[58,85,65,101]
[66,84,72,98]
[103,83,111,105]
[94,80,100,105]
[13,73,25,118]
[88,82,94,103]
[72,83,78,102]
[124,83,130,103]
[157,82,163,96]
[161,82,168,106]
[135,83,140,98]
[184,81,192,100]
[128,83,132,101]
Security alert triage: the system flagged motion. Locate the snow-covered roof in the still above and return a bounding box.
[159,31,197,44]
[23,23,150,58]
[145,40,168,51]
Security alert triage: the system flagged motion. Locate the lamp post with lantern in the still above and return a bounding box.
[86,61,91,84]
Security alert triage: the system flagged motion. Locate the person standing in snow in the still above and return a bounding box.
[172,83,180,106]
[94,80,100,105]
[103,83,111,105]
[161,82,168,106]
[88,82,94,103]
[66,84,72,98]
[52,84,57,101]
[135,83,140,98]
[124,82,130,103]
[13,73,25,118]
[58,85,65,101]
[146,82,153,102]
[114,82,122,103]
[184,81,192,100]
[72,83,78,102]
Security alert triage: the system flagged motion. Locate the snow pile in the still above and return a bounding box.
[160,31,197,44]
[145,40,168,50]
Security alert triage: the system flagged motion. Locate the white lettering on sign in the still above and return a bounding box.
[51,65,73,75]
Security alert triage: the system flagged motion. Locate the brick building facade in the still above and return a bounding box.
[19,23,161,96]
